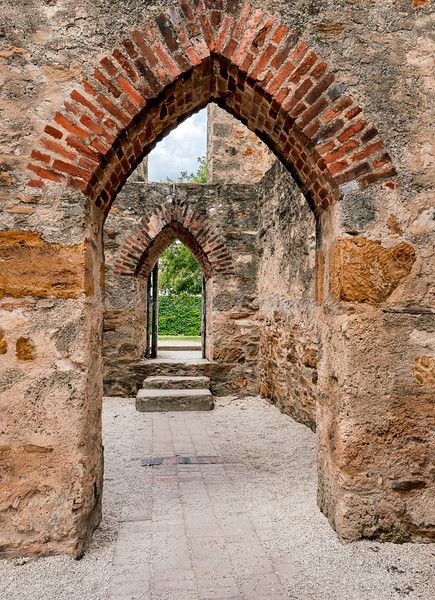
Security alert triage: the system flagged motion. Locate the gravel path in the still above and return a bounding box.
[0,397,433,599]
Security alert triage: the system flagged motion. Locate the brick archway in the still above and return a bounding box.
[114,200,234,278]
[27,0,395,215]
[4,0,428,562]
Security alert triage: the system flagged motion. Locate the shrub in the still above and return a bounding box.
[158,293,202,336]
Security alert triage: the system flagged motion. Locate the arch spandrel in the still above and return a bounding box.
[27,0,396,216]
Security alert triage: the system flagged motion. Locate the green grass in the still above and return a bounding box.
[158,335,201,343]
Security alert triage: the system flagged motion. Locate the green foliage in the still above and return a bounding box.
[167,155,208,184]
[159,241,202,295]
[158,294,202,336]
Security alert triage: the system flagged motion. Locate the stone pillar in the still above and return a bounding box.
[316,188,434,543]
[0,189,104,558]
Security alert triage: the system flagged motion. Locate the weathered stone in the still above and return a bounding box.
[15,337,37,360]
[136,388,214,412]
[0,0,433,559]
[330,238,416,304]
[0,232,86,299]
[413,355,435,385]
[0,329,8,354]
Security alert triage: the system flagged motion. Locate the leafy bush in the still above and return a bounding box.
[158,293,202,336]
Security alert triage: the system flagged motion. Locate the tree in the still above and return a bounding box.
[159,241,202,295]
[167,155,208,184]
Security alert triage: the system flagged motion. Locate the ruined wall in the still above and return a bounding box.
[0,0,434,556]
[103,181,261,397]
[208,103,276,183]
[257,162,318,429]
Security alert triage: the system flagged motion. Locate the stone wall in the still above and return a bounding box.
[1,0,434,556]
[257,161,318,430]
[208,103,275,183]
[103,181,261,397]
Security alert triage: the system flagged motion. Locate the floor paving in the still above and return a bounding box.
[0,396,433,600]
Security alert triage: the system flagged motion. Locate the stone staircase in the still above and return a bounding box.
[136,375,214,412]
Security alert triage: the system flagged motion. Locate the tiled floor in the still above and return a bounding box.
[108,407,287,600]
[1,397,433,600]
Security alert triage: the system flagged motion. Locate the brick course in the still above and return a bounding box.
[27,0,394,216]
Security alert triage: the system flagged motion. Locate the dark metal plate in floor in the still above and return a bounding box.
[141,455,224,466]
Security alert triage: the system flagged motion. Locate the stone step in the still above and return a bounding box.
[136,388,214,412]
[143,376,210,390]
[140,359,211,379]
[158,344,201,351]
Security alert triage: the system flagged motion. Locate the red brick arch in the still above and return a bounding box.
[114,199,234,278]
[28,0,395,215]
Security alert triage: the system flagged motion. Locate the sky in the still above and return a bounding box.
[148,108,208,182]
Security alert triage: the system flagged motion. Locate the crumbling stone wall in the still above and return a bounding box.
[257,161,318,430]
[103,181,261,397]
[1,0,434,557]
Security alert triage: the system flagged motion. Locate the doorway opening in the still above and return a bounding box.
[145,240,206,360]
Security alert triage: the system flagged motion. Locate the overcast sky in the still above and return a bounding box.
[148,108,208,182]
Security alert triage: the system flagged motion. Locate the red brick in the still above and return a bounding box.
[272,24,288,44]
[122,38,139,59]
[132,30,158,67]
[155,13,180,52]
[351,140,384,162]
[321,96,353,123]
[289,51,317,84]
[112,48,139,82]
[28,163,65,182]
[250,43,276,79]
[304,72,335,105]
[373,153,391,168]
[66,135,101,162]
[179,0,201,37]
[97,94,131,127]
[44,125,63,140]
[100,57,117,76]
[70,90,104,119]
[54,113,89,140]
[154,43,182,78]
[270,34,299,69]
[215,15,234,52]
[93,68,121,97]
[299,97,328,127]
[324,140,359,163]
[27,178,44,188]
[79,114,115,143]
[31,150,51,164]
[117,76,146,108]
[41,137,76,161]
[338,120,367,143]
[266,60,296,95]
[67,176,89,192]
[232,2,252,40]
[52,159,93,181]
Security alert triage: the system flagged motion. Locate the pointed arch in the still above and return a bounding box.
[114,200,234,278]
[27,0,395,215]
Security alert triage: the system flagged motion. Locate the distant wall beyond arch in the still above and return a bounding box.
[103,181,260,399]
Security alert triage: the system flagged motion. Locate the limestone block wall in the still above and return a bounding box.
[208,103,276,183]
[1,0,434,557]
[257,162,318,430]
[103,181,261,397]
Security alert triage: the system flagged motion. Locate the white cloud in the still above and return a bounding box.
[148,108,208,182]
